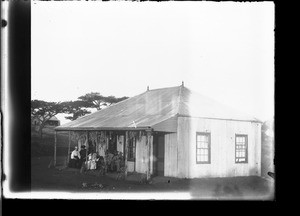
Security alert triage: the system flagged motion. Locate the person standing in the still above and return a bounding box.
[69,146,80,168]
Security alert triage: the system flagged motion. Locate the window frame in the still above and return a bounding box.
[235,134,248,164]
[196,132,211,164]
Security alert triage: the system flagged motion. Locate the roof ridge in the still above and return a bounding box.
[177,85,183,115]
[146,85,180,92]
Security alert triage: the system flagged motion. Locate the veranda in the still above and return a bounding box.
[54,128,154,180]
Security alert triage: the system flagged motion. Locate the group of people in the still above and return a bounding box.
[68,146,125,175]
[68,145,87,169]
[105,150,124,173]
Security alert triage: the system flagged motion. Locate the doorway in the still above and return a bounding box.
[154,133,165,176]
[108,135,117,154]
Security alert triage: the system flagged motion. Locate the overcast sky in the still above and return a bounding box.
[32,1,274,122]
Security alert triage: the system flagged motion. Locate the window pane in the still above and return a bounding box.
[198,155,201,162]
[196,135,201,142]
[200,155,204,162]
[199,142,206,149]
[197,135,203,141]
[241,152,245,157]
[197,149,201,155]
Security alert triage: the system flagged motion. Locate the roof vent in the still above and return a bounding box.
[181,81,184,87]
[147,86,149,91]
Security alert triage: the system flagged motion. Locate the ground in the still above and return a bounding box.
[31,126,275,200]
[31,156,274,200]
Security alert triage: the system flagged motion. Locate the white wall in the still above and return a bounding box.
[176,117,261,178]
[135,136,148,174]
[164,133,178,177]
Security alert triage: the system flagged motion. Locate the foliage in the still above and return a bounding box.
[31,92,129,134]
[78,92,128,110]
[61,100,92,121]
[31,100,66,138]
[78,92,105,110]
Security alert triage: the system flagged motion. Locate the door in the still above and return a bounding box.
[156,135,165,176]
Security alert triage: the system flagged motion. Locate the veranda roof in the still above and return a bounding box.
[55,85,260,132]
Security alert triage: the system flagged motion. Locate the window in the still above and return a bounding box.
[235,134,248,163]
[128,137,136,162]
[196,132,211,164]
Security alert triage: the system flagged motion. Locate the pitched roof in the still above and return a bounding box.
[55,85,260,131]
[179,87,260,122]
[48,116,59,121]
[31,115,60,121]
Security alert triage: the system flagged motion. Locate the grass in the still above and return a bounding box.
[31,126,70,157]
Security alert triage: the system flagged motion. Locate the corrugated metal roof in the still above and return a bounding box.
[56,85,260,131]
[179,87,260,122]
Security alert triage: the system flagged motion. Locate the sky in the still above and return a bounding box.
[31,1,274,123]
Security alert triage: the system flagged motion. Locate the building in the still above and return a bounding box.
[54,84,262,179]
[32,116,61,127]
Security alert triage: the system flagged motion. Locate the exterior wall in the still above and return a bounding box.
[127,161,135,172]
[152,116,178,133]
[164,133,178,177]
[120,134,153,174]
[135,135,149,174]
[177,117,261,178]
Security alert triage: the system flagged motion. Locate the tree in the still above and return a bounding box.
[78,92,105,110]
[78,92,129,110]
[261,118,274,178]
[105,95,129,106]
[61,100,93,121]
[58,92,129,121]
[31,100,66,138]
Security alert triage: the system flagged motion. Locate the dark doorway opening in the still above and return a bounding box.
[153,133,165,176]
[108,134,117,154]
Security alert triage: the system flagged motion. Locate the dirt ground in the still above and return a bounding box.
[31,156,275,200]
